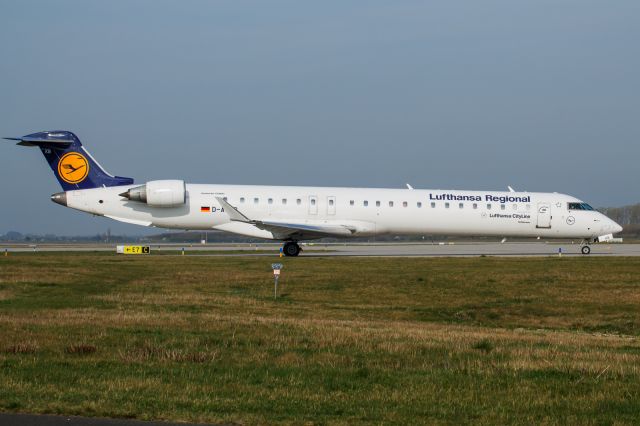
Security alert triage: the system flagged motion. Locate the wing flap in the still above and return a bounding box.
[256,220,355,239]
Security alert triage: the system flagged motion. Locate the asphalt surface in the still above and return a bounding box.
[3,242,639,257]
[0,414,216,426]
[305,242,640,257]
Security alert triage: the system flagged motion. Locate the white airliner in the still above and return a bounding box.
[5,131,622,256]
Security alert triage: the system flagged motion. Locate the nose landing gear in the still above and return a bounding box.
[283,241,301,257]
[581,245,591,255]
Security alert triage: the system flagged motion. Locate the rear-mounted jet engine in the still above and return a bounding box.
[120,180,186,207]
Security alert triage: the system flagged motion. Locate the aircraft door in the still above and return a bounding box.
[327,196,336,215]
[309,195,318,215]
[536,203,552,228]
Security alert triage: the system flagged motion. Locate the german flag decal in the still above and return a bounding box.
[201,206,211,213]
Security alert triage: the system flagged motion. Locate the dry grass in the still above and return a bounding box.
[0,253,639,424]
[4,343,38,354]
[65,344,97,355]
[119,342,217,363]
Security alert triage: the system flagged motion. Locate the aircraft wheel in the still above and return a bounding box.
[581,245,591,255]
[283,242,301,257]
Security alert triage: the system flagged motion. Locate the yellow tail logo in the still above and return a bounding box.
[57,152,89,184]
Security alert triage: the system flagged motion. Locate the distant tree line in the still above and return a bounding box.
[599,204,640,225]
[599,203,640,238]
[0,231,144,243]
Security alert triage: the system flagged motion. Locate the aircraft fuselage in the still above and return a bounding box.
[55,184,622,241]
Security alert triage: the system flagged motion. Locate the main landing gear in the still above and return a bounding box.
[283,241,301,257]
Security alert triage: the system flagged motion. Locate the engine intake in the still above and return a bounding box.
[120,180,186,207]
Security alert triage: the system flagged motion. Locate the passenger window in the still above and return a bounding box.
[376,201,381,207]
[403,201,408,207]
[445,202,450,209]
[350,200,355,206]
[240,197,245,203]
[501,204,506,210]
[431,202,436,208]
[297,198,301,205]
[417,202,422,208]
[459,203,464,209]
[364,200,369,207]
[311,199,316,206]
[512,204,517,210]
[389,201,394,207]
[329,199,334,206]
[282,198,287,205]
[487,204,492,210]
[473,203,478,209]
[268,198,273,204]
[254,197,259,204]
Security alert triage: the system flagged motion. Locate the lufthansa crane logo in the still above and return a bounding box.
[57,152,89,184]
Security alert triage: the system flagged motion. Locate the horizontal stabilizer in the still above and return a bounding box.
[4,131,75,148]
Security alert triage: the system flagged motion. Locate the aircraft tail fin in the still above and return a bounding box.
[4,131,134,190]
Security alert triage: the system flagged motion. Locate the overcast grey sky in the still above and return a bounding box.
[1,1,639,235]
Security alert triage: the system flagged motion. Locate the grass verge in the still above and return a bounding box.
[1,254,639,424]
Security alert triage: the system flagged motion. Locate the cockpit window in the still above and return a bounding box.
[568,202,594,211]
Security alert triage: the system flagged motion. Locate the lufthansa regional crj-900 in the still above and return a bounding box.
[5,131,623,256]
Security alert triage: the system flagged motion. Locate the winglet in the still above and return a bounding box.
[406,183,414,190]
[215,197,251,222]
[508,186,515,193]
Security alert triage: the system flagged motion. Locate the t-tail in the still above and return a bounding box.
[4,131,134,191]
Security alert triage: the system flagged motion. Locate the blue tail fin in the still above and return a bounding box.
[4,131,134,190]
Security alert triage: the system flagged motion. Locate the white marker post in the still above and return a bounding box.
[271,263,283,299]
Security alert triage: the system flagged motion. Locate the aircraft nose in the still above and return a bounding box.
[612,221,623,234]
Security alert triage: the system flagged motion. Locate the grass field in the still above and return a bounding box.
[1,253,639,425]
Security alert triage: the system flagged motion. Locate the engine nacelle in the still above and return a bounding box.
[120,180,186,207]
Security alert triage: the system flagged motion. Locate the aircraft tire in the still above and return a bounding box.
[581,245,591,255]
[283,242,300,257]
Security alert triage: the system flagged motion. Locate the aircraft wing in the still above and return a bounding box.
[254,220,355,240]
[215,197,356,240]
